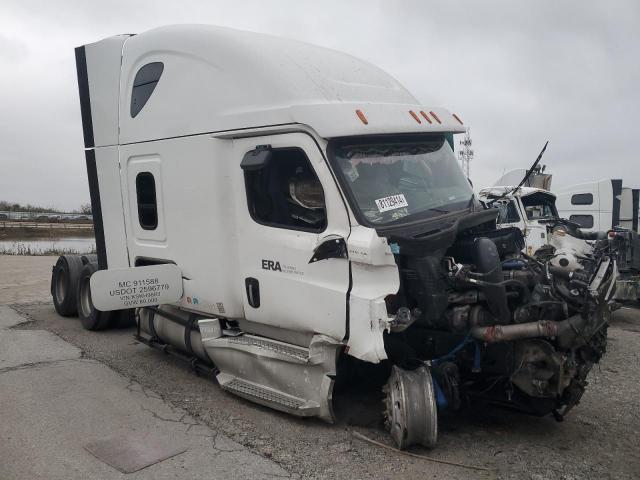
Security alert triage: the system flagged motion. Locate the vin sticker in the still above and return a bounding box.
[375,194,408,213]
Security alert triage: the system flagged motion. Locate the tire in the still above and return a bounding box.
[51,255,84,316]
[384,365,438,449]
[80,254,98,266]
[76,263,113,331]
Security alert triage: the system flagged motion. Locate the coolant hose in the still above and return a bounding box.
[471,237,511,324]
[470,314,586,343]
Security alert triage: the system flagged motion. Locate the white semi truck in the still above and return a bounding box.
[50,25,618,449]
[555,179,629,232]
[478,185,558,256]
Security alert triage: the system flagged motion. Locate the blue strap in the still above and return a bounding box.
[432,377,448,409]
[432,333,482,373]
[431,333,472,366]
[473,341,482,372]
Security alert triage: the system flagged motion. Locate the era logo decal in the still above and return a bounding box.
[261,259,282,272]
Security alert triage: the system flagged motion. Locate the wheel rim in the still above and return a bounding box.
[55,268,67,304]
[79,275,93,318]
[384,364,438,449]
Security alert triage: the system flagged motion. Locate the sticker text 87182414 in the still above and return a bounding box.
[374,194,409,213]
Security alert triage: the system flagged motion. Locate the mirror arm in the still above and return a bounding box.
[309,237,348,263]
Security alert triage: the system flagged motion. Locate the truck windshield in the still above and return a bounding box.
[521,192,558,220]
[330,135,473,226]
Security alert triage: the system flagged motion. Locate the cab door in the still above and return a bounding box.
[515,197,547,255]
[234,133,351,343]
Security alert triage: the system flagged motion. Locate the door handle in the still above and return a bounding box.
[245,277,260,308]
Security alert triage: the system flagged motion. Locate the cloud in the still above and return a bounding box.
[0,33,29,63]
[0,0,638,210]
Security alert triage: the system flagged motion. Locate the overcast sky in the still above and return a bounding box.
[1,0,638,211]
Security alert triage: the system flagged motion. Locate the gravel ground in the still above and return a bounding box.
[4,256,640,479]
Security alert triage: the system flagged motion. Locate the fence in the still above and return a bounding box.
[1,221,93,230]
[0,211,93,222]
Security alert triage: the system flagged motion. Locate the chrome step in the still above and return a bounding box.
[225,335,309,362]
[203,333,341,423]
[218,374,319,415]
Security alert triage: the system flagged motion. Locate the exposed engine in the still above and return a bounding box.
[380,210,617,448]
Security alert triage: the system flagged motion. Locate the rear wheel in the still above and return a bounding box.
[80,254,98,266]
[76,263,113,330]
[51,255,83,316]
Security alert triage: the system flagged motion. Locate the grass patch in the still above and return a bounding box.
[0,241,96,256]
[0,226,94,239]
[0,244,97,256]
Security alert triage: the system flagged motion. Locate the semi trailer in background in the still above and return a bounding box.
[50,25,618,449]
[555,179,638,233]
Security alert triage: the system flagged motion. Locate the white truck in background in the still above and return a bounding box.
[478,185,558,256]
[49,25,618,450]
[480,168,639,303]
[555,178,640,302]
[555,180,618,231]
[620,187,640,231]
[484,166,639,234]
[555,181,639,234]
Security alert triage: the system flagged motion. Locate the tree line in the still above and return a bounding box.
[0,200,92,214]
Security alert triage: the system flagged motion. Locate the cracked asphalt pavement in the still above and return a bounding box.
[0,303,290,480]
[1,255,640,479]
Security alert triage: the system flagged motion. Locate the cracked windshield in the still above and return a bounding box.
[333,135,474,225]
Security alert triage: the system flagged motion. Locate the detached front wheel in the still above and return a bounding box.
[383,364,438,450]
[76,263,113,331]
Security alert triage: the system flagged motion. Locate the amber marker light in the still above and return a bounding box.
[420,110,432,124]
[452,113,464,125]
[429,111,441,124]
[355,109,368,125]
[409,110,421,123]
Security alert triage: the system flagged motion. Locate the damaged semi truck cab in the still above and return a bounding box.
[479,186,559,256]
[50,25,617,450]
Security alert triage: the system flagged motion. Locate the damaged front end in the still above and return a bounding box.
[328,134,616,449]
[379,208,616,449]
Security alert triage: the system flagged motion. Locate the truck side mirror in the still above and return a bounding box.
[241,146,272,171]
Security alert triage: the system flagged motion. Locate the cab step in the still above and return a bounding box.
[223,334,309,363]
[202,333,341,423]
[217,374,320,415]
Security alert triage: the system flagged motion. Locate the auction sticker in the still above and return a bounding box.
[90,264,183,311]
[374,194,408,213]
